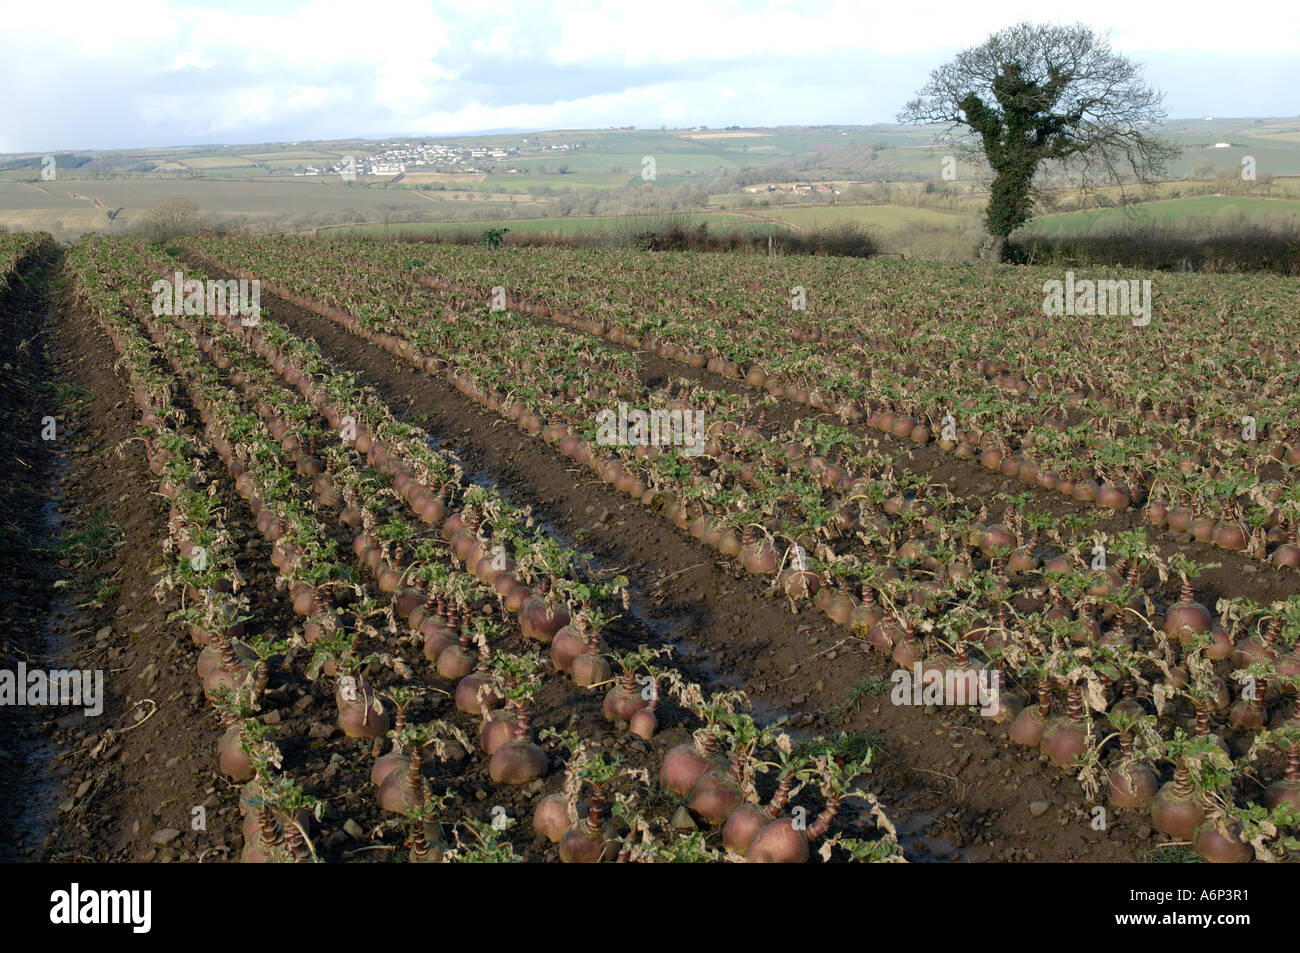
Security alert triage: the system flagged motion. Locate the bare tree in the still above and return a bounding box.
[378,203,404,234]
[136,196,204,243]
[898,21,1179,261]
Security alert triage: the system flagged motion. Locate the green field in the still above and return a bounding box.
[182,155,260,169]
[241,151,343,161]
[763,204,974,233]
[448,172,633,192]
[1024,195,1300,235]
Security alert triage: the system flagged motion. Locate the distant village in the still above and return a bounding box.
[295,138,585,177]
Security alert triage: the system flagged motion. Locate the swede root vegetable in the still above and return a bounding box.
[890,622,922,668]
[977,523,1016,557]
[1193,816,1253,863]
[661,730,724,798]
[422,600,458,663]
[1232,614,1281,670]
[688,764,744,826]
[488,656,549,786]
[629,674,660,740]
[371,687,419,788]
[748,751,866,863]
[604,647,664,725]
[1109,680,1143,721]
[490,719,548,785]
[215,702,263,785]
[724,746,804,854]
[392,583,424,618]
[456,644,504,715]
[747,814,818,863]
[200,634,257,701]
[1009,679,1051,748]
[629,707,658,740]
[450,509,481,563]
[604,671,643,722]
[437,627,475,680]
[571,624,613,688]
[558,756,622,863]
[518,577,569,644]
[480,703,517,755]
[533,792,575,844]
[690,710,768,826]
[1152,763,1207,840]
[1109,760,1159,810]
[196,638,239,681]
[1263,739,1300,811]
[408,814,446,863]
[407,590,442,632]
[869,613,904,654]
[660,688,750,797]
[397,782,447,862]
[723,802,772,854]
[379,740,427,815]
[1271,525,1300,568]
[550,617,591,673]
[739,526,778,575]
[778,538,820,600]
[1041,685,1089,770]
[241,804,286,864]
[559,792,616,863]
[241,775,318,864]
[850,584,884,636]
[1068,603,1101,644]
[440,504,469,542]
[1163,573,1212,646]
[1228,676,1267,731]
[1276,641,1300,683]
[217,718,255,782]
[1106,716,1158,810]
[335,674,390,739]
[983,672,1022,724]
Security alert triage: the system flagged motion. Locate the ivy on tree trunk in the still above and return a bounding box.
[898,22,1179,256]
[960,63,1080,238]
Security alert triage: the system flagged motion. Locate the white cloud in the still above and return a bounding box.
[285,85,340,109]
[171,49,216,70]
[543,0,1300,62]
[0,0,1296,150]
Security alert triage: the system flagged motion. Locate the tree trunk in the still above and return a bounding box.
[979,234,1006,264]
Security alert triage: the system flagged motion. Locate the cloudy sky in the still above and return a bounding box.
[3,0,1297,152]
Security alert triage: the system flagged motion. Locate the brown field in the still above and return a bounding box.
[399,172,489,184]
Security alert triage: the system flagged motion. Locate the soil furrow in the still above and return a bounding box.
[10,264,248,861]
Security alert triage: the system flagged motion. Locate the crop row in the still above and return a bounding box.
[193,235,1300,576]
[178,236,1300,861]
[72,236,903,863]
[222,235,1300,572]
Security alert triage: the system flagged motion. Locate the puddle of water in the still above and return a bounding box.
[892,808,979,863]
